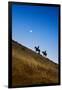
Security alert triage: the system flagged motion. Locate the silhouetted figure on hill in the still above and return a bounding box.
[42,50,47,57]
[34,46,40,54]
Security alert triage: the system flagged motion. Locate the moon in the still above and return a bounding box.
[29,30,32,33]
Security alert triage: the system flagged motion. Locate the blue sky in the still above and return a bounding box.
[12,4,59,63]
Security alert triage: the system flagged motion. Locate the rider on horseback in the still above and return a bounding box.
[34,46,40,54]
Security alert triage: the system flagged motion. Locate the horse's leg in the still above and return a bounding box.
[38,50,40,54]
[39,50,40,54]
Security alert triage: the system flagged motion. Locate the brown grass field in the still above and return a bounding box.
[12,40,59,87]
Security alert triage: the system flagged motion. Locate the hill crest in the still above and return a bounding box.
[12,40,59,87]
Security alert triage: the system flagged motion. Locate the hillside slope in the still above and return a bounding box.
[12,40,59,87]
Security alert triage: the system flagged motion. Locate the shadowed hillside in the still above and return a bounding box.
[12,40,59,87]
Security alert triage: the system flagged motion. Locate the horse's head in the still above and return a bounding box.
[34,46,36,48]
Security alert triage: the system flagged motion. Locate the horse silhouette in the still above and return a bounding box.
[34,46,40,54]
[42,50,47,56]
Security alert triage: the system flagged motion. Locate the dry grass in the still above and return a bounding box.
[12,40,59,87]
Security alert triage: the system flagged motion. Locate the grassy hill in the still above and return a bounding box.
[12,40,59,87]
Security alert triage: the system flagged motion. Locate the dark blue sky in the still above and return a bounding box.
[12,4,59,63]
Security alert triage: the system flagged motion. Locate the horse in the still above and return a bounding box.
[42,50,47,57]
[34,46,40,54]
